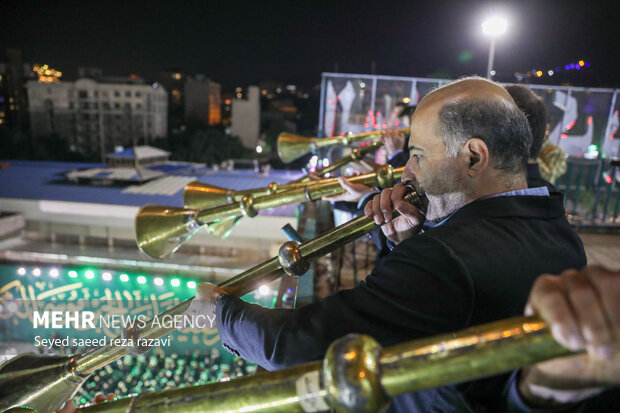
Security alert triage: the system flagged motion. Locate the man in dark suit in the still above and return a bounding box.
[505,84,558,192]
[186,77,588,412]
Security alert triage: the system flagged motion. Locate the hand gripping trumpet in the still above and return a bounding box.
[0,183,426,413]
[277,128,408,163]
[183,141,384,210]
[136,165,403,259]
[76,317,575,413]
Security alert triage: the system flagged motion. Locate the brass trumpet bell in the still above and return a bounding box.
[0,353,89,412]
[277,132,319,163]
[183,181,276,210]
[135,204,202,259]
[183,181,233,210]
[277,128,408,163]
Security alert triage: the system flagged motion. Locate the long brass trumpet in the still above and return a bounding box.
[137,165,403,259]
[76,316,575,413]
[287,140,383,184]
[278,128,408,163]
[0,184,425,413]
[183,141,383,210]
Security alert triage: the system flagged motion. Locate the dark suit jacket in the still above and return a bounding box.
[216,194,586,411]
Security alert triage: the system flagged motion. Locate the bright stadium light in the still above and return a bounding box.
[482,16,508,79]
[482,16,507,36]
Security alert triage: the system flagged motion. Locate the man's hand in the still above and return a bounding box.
[381,131,406,158]
[325,176,373,203]
[519,266,620,406]
[363,182,425,244]
[179,282,227,331]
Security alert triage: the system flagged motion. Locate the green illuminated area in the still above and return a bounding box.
[15,265,200,294]
[1,263,280,403]
[10,264,278,305]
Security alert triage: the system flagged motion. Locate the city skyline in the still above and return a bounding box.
[2,0,618,88]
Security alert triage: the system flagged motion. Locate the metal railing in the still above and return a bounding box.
[557,157,620,229]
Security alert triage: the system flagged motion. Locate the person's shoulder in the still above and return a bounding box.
[392,225,476,261]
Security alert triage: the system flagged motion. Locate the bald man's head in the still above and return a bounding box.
[425,76,515,104]
[418,76,532,175]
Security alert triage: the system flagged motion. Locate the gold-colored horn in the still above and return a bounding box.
[184,141,384,210]
[183,182,276,210]
[75,315,576,413]
[183,182,233,209]
[135,204,202,259]
[137,165,404,259]
[0,184,425,413]
[277,128,408,163]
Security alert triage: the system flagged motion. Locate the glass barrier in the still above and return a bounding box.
[319,73,619,158]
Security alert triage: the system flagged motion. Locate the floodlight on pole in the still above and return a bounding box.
[482,16,508,79]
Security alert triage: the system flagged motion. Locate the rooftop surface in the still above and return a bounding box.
[0,160,304,216]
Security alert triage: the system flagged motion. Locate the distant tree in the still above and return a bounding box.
[0,128,32,159]
[31,133,88,162]
[156,127,250,165]
[262,119,289,154]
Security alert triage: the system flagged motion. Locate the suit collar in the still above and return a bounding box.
[445,193,565,223]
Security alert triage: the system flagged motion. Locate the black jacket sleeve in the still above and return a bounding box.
[215,234,475,371]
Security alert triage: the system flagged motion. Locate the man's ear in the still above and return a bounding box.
[462,138,489,176]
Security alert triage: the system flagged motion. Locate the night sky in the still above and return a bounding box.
[1,0,618,89]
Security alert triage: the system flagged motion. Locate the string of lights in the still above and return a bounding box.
[508,59,591,81]
[12,265,277,301]
[14,265,198,289]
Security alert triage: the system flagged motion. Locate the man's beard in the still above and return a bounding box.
[421,160,469,222]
